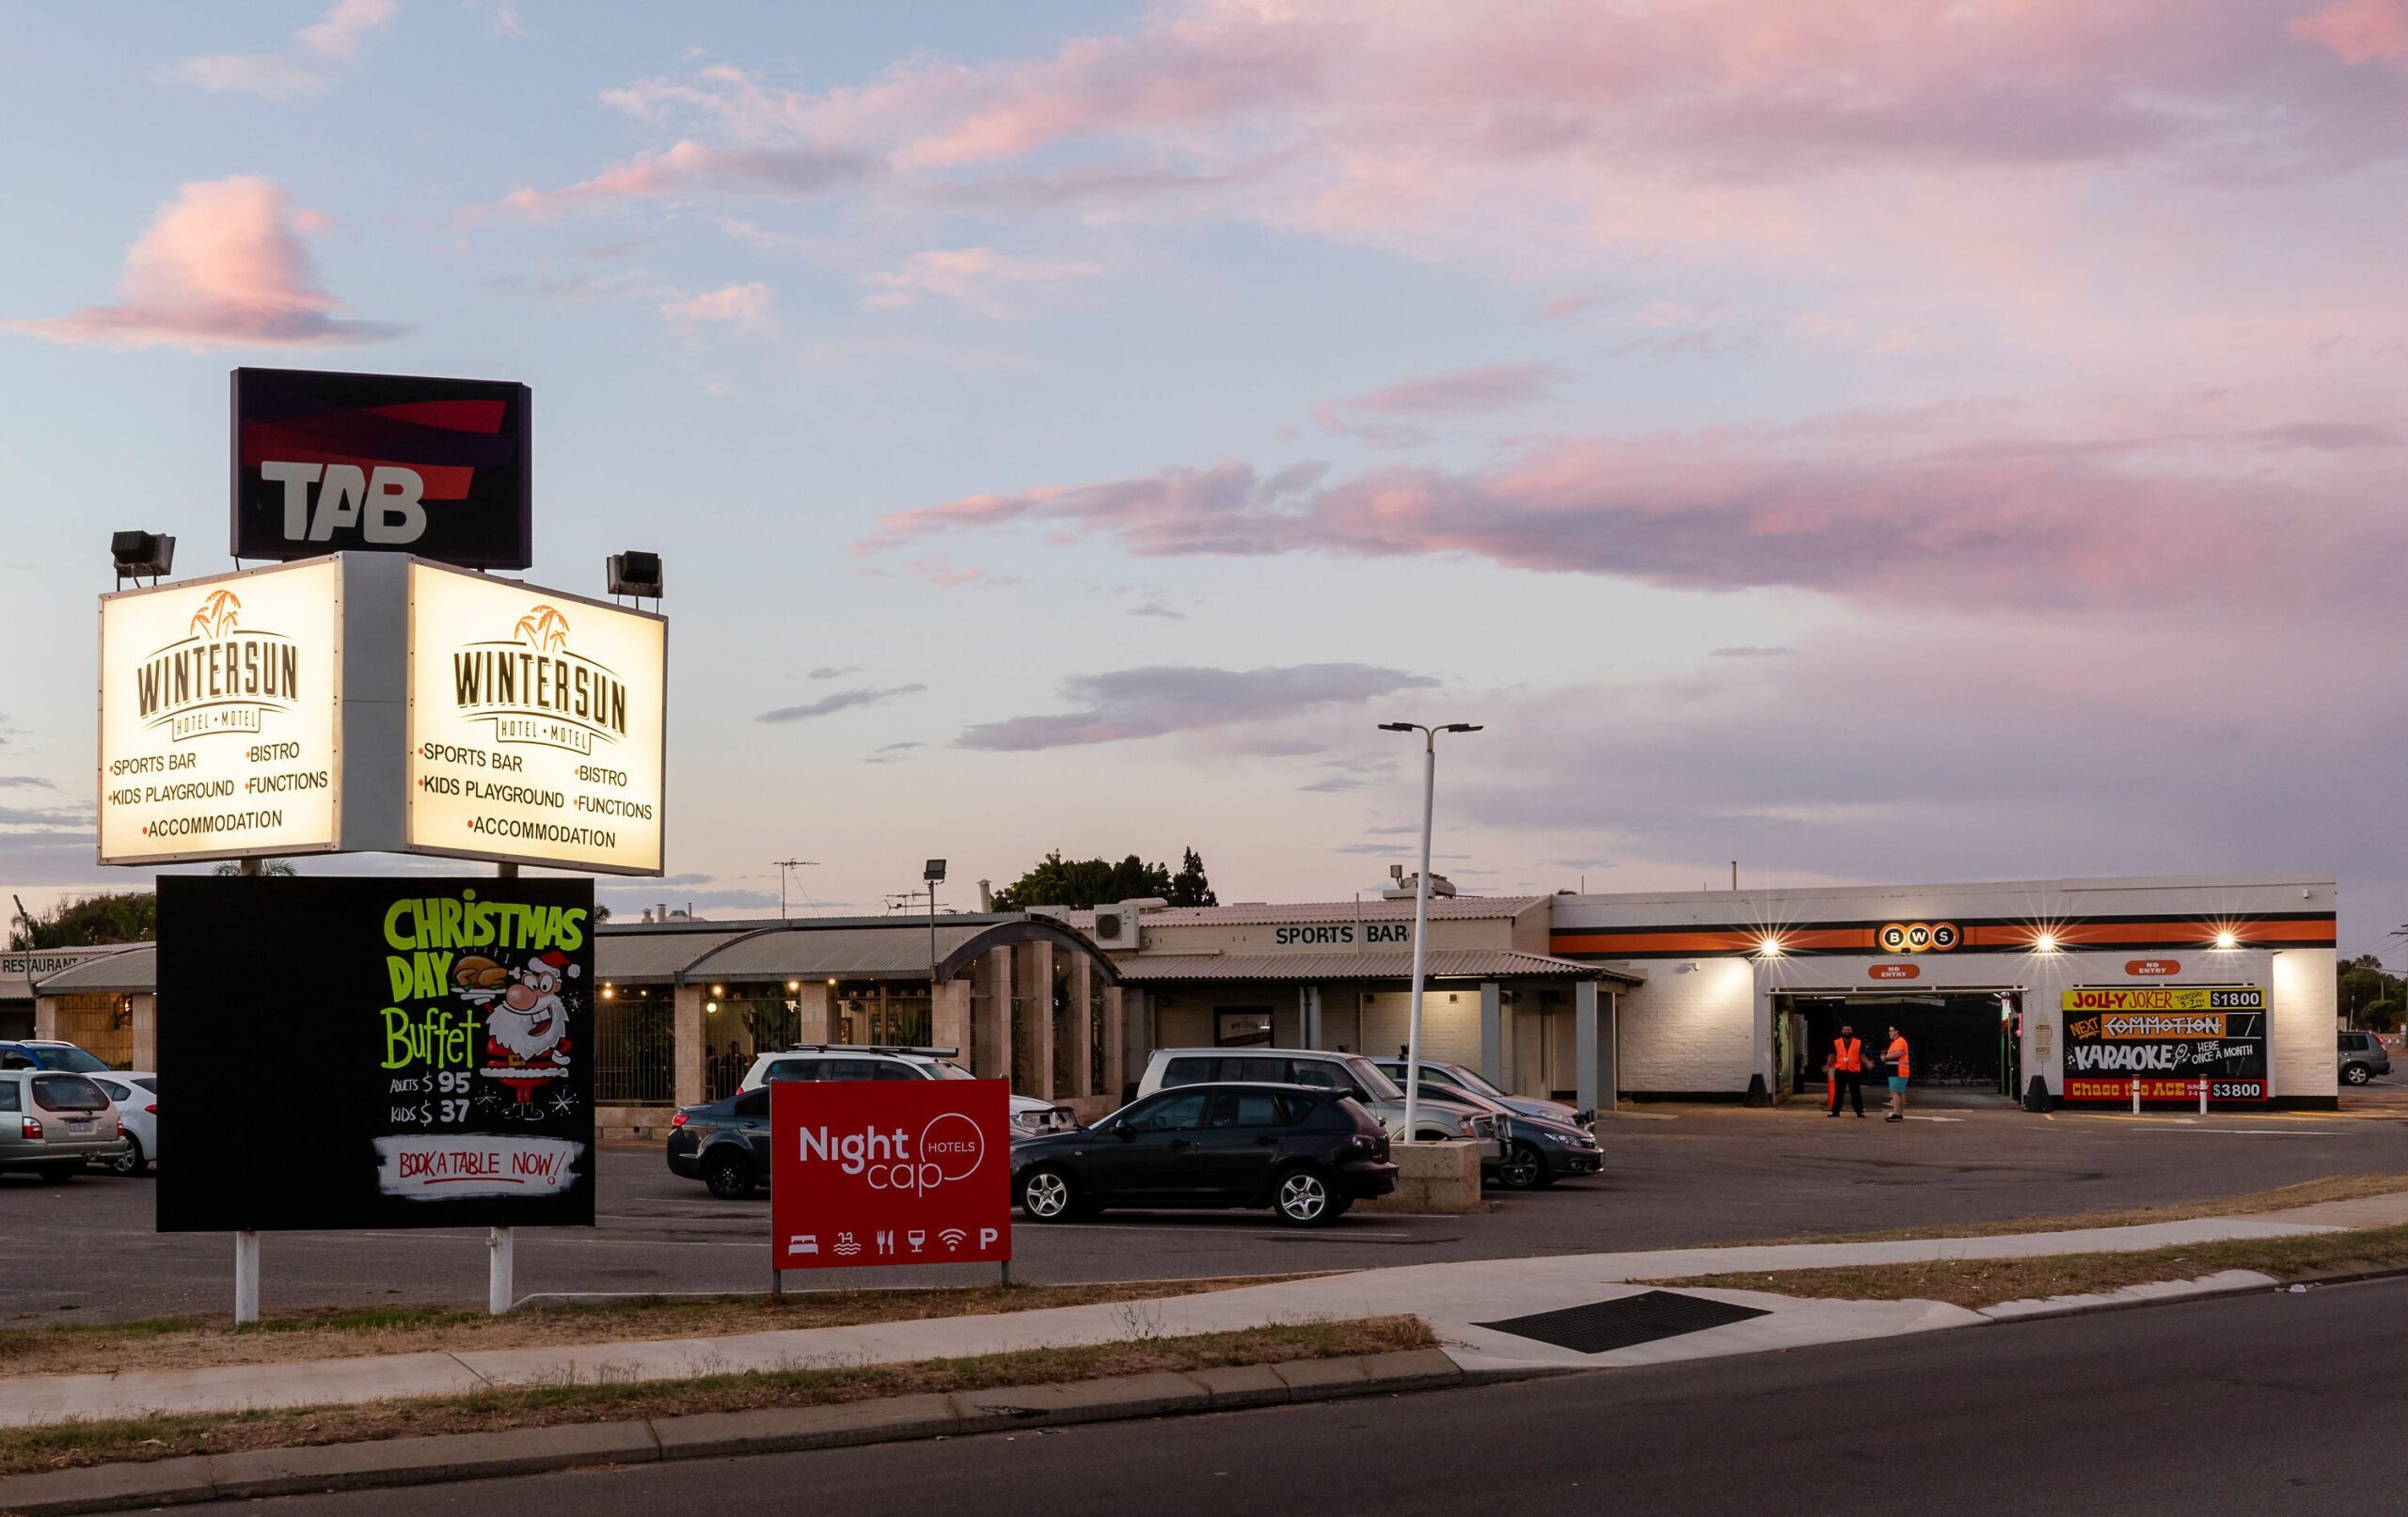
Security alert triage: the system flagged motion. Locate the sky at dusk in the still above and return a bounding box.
[4,1,2407,955]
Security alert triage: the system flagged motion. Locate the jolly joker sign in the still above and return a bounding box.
[770,1079,1011,1271]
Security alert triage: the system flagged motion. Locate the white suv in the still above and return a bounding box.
[739,1045,1076,1135]
[1133,1048,1504,1161]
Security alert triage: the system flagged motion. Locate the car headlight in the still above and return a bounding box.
[1010,1111,1039,1133]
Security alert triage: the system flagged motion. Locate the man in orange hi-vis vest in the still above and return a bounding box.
[1883,1025,1911,1122]
[1827,1024,1866,1117]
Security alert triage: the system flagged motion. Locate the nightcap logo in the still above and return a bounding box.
[794,1113,987,1196]
[449,604,628,756]
[135,589,301,742]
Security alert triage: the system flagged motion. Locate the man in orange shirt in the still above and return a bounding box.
[1827,1023,1866,1118]
[1883,1025,1911,1122]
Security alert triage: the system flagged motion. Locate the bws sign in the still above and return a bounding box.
[232,368,532,570]
[771,1079,1010,1271]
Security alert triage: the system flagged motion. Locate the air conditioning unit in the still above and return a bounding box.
[1087,907,1140,950]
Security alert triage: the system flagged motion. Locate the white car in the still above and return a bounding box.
[86,1071,157,1177]
[737,1045,1076,1136]
[1133,1048,1505,1161]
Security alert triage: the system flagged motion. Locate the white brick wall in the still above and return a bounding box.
[1617,957,1757,1093]
[2273,947,2338,1101]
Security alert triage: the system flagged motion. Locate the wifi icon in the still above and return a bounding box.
[938,1227,968,1252]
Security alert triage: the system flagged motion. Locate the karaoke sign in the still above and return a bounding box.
[769,1078,1012,1271]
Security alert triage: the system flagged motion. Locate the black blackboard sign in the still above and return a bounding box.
[158,876,595,1232]
[230,368,532,569]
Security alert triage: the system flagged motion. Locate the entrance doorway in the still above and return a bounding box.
[1783,991,2020,1101]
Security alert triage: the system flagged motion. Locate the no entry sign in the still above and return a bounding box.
[770,1079,1011,1271]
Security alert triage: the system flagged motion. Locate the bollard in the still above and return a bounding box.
[2199,1079,2209,1115]
[2131,1080,2142,1115]
[234,1231,261,1326]
[487,1226,515,1315]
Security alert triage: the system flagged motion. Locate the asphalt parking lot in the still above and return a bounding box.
[8,1084,2406,1325]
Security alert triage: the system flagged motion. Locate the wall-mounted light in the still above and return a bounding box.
[2035,933,2060,954]
[2213,931,2239,950]
[710,984,724,997]
[705,1001,720,1014]
[786,979,801,991]
[601,984,615,1001]
[1757,936,1784,957]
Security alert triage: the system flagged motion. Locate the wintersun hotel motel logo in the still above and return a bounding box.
[135,590,302,742]
[449,604,629,756]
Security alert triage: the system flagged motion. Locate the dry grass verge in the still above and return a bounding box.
[0,1316,1433,1480]
[0,1278,1310,1376]
[1664,1222,2408,1309]
[1764,1171,2408,1246]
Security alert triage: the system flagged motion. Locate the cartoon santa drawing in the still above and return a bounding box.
[477,950,578,1115]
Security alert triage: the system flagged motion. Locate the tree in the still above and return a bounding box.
[2337,955,2404,1030]
[990,850,1181,910]
[1169,847,1217,908]
[9,891,157,950]
[212,860,297,877]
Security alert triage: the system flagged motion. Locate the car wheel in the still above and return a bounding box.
[37,1165,77,1185]
[1019,1166,1080,1223]
[107,1136,147,1177]
[1272,1165,1339,1226]
[2344,1063,2373,1085]
[702,1149,753,1200]
[1494,1141,1547,1191]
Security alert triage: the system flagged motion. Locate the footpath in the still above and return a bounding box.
[6,1191,2406,1513]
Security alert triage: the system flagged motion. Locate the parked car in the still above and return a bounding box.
[738,1045,1076,1137]
[2338,1032,2392,1086]
[1133,1047,1505,1162]
[86,1072,158,1177]
[0,1069,126,1182]
[1371,1058,1602,1190]
[666,1087,770,1198]
[1370,1055,1592,1129]
[0,1040,113,1074]
[1013,1082,1396,1226]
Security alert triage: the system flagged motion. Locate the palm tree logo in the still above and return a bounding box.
[513,605,570,652]
[188,590,241,640]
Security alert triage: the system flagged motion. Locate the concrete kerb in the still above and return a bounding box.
[0,1351,1483,1517]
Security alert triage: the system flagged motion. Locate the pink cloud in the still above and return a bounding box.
[2290,0,2408,62]
[170,0,396,100]
[1334,362,1566,417]
[10,176,403,351]
[483,141,879,219]
[859,247,1103,313]
[660,281,773,332]
[862,413,2408,610]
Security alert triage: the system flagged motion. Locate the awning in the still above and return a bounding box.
[31,945,156,996]
[597,913,1119,987]
[1112,949,1642,987]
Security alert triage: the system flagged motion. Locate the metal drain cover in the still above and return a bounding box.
[1474,1290,1769,1354]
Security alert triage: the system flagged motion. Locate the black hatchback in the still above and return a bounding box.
[1010,1082,1396,1227]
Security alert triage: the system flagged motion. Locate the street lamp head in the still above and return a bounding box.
[924,859,947,883]
[1441,723,1484,734]
[1377,722,1417,733]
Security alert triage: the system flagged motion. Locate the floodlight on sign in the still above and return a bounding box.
[607,550,663,601]
[110,531,175,586]
[925,859,947,883]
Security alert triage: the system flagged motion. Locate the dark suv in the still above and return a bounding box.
[1011,1082,1396,1227]
[2339,1032,2392,1086]
[666,1087,771,1199]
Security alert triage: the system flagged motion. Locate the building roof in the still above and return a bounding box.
[1112,949,1640,986]
[32,944,155,995]
[597,913,1118,986]
[1062,896,1548,929]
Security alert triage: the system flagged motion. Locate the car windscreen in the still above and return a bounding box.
[1345,1057,1403,1100]
[1446,1065,1512,1099]
[38,1046,109,1074]
[934,1062,975,1080]
[30,1074,109,1113]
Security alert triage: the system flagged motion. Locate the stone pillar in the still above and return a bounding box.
[1479,980,1504,1085]
[1101,986,1126,1099]
[673,982,706,1107]
[1067,952,1094,1098]
[1576,979,1620,1116]
[795,981,832,1044]
[1121,988,1149,1090]
[128,994,157,1071]
[976,948,1012,1080]
[1017,941,1055,1098]
[933,977,973,1053]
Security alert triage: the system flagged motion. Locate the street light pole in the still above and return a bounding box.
[924,860,948,1043]
[1379,720,1482,1144]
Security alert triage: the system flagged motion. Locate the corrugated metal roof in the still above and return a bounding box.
[596,914,1119,985]
[1061,896,1546,928]
[1113,949,1640,985]
[595,929,748,981]
[32,945,155,995]
[667,923,1006,981]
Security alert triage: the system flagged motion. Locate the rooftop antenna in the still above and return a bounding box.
[772,859,818,921]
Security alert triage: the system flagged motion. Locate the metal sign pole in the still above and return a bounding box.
[234,1231,260,1325]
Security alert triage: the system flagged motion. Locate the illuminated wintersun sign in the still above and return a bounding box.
[404,561,665,875]
[97,560,342,863]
